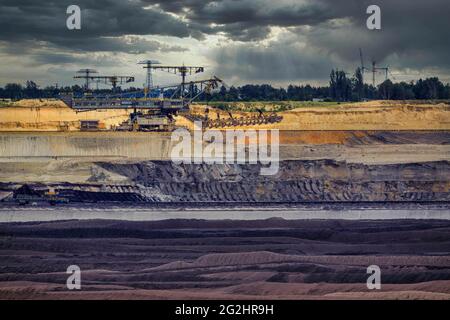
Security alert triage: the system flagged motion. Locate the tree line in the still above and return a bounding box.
[1,71,449,101]
[327,68,450,101]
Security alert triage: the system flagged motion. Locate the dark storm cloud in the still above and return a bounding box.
[143,0,337,41]
[143,0,450,79]
[181,0,449,55]
[29,52,116,66]
[0,0,449,84]
[303,0,450,69]
[29,52,86,65]
[0,0,193,52]
[211,39,335,83]
[54,37,188,55]
[0,36,187,57]
[2,0,449,59]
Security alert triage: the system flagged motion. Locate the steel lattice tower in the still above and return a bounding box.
[138,60,161,91]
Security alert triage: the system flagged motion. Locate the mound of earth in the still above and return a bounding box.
[0,219,449,300]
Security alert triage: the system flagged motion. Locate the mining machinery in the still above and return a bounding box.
[62,61,224,131]
[74,69,135,90]
[63,61,283,131]
[201,108,283,128]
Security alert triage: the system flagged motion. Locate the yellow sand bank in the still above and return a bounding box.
[0,99,449,131]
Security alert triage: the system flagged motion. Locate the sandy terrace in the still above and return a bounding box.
[0,99,449,131]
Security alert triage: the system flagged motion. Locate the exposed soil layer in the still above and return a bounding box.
[1,100,450,131]
[0,219,449,299]
[278,130,450,145]
[1,160,449,204]
[189,101,450,130]
[0,100,131,131]
[94,160,450,203]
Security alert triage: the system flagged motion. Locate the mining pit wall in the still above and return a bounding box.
[0,131,449,203]
[0,132,173,159]
[96,160,450,203]
[0,131,449,169]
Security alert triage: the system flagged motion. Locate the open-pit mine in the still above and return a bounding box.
[0,99,449,208]
[0,98,449,300]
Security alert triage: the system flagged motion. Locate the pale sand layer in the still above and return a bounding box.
[1,99,449,131]
[0,99,130,131]
[189,100,450,130]
[1,208,449,222]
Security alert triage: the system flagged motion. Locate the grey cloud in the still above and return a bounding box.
[25,51,121,68]
[53,37,188,54]
[142,0,450,74]
[0,0,195,49]
[210,35,335,84]
[143,0,338,41]
[0,0,449,85]
[302,0,450,71]
[202,0,450,80]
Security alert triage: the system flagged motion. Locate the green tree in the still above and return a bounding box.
[378,79,394,99]
[4,83,24,99]
[353,67,364,101]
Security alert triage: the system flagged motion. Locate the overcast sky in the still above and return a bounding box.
[0,0,449,88]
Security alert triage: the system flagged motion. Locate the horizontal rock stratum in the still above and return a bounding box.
[0,99,449,131]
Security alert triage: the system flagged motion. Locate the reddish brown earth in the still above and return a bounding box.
[0,219,449,300]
